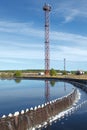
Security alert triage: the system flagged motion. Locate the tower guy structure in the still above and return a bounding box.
[43,3,51,75]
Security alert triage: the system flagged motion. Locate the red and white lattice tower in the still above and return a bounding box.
[43,3,51,75]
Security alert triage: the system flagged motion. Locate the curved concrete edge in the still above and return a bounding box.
[1,88,77,119]
[36,89,81,129]
[0,88,79,130]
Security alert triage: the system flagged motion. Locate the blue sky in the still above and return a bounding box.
[0,0,87,71]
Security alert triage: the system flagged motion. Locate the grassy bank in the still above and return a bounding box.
[0,70,87,80]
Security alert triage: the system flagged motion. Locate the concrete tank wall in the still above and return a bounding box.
[0,88,78,130]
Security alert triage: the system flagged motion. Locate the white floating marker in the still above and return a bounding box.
[42,104,44,108]
[38,124,42,128]
[34,106,37,110]
[61,113,64,118]
[45,103,47,106]
[50,101,52,104]
[55,99,57,102]
[38,105,41,108]
[30,107,33,110]
[52,100,54,103]
[21,110,24,114]
[26,108,29,112]
[8,113,13,117]
[14,111,19,116]
[2,115,6,118]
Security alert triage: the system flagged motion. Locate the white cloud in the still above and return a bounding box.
[54,0,87,23]
[0,47,44,60]
[0,58,23,64]
[0,21,43,38]
[51,31,87,48]
[51,45,87,61]
[0,20,87,64]
[0,20,87,47]
[64,9,79,23]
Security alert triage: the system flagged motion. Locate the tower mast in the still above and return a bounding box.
[43,3,51,75]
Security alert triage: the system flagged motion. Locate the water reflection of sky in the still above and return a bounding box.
[0,79,74,116]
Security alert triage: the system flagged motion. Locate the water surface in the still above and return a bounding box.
[0,79,74,116]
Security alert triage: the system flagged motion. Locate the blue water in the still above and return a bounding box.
[0,79,87,130]
[0,79,74,117]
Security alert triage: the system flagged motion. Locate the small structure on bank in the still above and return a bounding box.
[76,70,84,75]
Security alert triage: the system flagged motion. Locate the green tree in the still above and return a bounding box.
[50,68,57,76]
[14,71,22,77]
[50,80,55,87]
[62,70,67,75]
[14,79,21,83]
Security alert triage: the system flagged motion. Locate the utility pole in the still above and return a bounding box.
[64,58,66,72]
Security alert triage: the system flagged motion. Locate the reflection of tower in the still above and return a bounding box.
[64,82,66,91]
[45,80,50,102]
[45,81,50,130]
[43,3,51,75]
